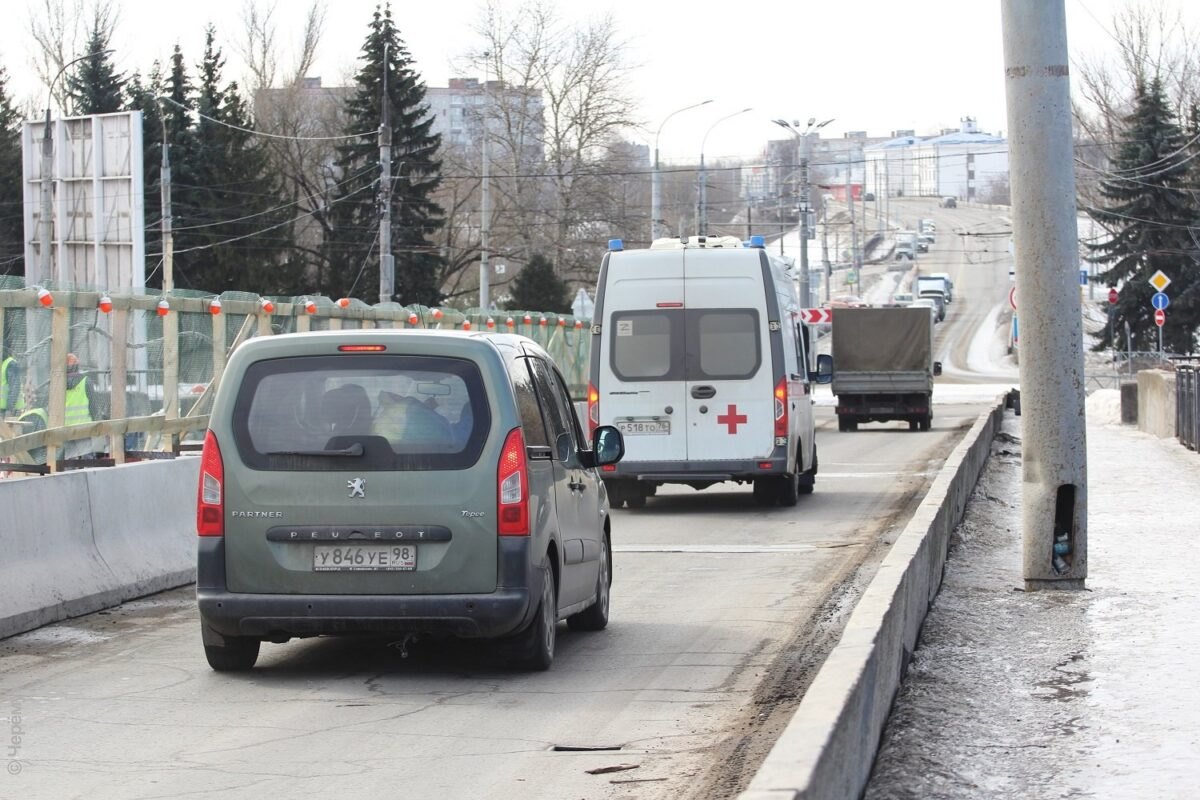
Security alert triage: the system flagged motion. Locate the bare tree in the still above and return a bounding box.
[1073,0,1200,205]
[237,1,341,289]
[449,1,639,296]
[27,0,116,108]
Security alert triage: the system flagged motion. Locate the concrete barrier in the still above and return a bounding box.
[0,457,199,640]
[87,458,200,601]
[1137,369,1176,438]
[740,398,1006,800]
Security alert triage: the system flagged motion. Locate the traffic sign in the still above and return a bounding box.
[1008,285,1017,311]
[1149,270,1171,292]
[1079,268,1088,286]
[1152,292,1170,311]
[1108,287,1119,304]
[1155,308,1166,327]
[799,308,832,325]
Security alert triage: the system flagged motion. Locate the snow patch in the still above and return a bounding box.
[17,626,113,647]
[1086,388,1123,425]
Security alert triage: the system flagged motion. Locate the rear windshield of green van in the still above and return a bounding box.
[231,354,491,471]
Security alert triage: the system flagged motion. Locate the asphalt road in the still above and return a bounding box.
[0,402,991,800]
[0,199,1017,800]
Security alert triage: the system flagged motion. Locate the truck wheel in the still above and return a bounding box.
[625,488,647,509]
[908,419,919,431]
[921,413,933,431]
[753,479,775,506]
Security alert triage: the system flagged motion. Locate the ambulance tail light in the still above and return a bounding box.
[587,382,599,437]
[774,376,788,441]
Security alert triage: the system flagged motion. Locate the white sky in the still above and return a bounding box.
[1,0,1197,162]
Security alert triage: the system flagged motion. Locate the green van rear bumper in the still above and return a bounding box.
[197,537,540,640]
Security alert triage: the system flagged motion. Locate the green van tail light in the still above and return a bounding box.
[497,427,530,536]
[197,430,225,537]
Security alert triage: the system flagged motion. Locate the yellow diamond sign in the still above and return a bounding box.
[1149,270,1171,292]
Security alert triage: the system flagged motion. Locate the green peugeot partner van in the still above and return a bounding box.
[196,330,624,671]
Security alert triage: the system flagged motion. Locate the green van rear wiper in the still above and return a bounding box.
[267,442,365,457]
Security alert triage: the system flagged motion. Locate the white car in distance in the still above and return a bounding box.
[912,297,941,323]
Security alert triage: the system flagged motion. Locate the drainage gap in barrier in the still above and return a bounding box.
[1051,483,1077,574]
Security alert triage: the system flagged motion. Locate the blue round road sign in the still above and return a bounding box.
[1152,292,1170,311]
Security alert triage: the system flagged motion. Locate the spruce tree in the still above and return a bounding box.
[506,254,570,313]
[66,25,126,115]
[324,4,445,305]
[0,67,24,277]
[155,45,201,290]
[1087,77,1199,354]
[180,27,301,295]
[126,66,166,289]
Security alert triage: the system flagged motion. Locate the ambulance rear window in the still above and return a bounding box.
[610,310,684,381]
[690,310,761,380]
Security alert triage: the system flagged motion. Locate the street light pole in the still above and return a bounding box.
[652,100,711,242]
[698,107,752,236]
[773,117,833,308]
[379,43,394,305]
[38,48,113,287]
[479,55,491,310]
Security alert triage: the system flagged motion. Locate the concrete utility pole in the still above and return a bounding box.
[846,148,860,273]
[160,136,173,292]
[821,202,831,304]
[379,44,395,305]
[774,117,832,308]
[1002,0,1088,589]
[652,100,711,242]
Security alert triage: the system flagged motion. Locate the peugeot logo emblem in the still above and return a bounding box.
[347,478,366,498]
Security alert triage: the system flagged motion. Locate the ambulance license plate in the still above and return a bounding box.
[313,544,417,571]
[616,419,670,435]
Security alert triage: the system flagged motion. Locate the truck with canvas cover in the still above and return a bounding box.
[587,235,832,508]
[831,306,941,431]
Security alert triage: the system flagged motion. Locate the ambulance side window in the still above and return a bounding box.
[794,323,811,378]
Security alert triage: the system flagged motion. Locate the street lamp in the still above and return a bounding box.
[772,117,833,308]
[652,99,711,242]
[698,107,752,235]
[39,49,114,287]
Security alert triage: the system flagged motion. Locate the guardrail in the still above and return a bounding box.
[1,285,592,475]
[1178,364,1199,451]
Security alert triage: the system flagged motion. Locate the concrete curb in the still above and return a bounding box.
[739,398,1007,800]
[0,457,199,640]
